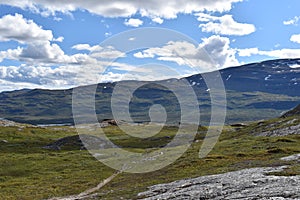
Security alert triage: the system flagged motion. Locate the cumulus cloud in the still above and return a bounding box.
[0,65,77,86]
[124,18,144,27]
[197,13,255,36]
[0,61,191,92]
[0,36,242,91]
[0,47,23,63]
[0,13,132,91]
[19,42,98,64]
[200,35,239,67]
[133,41,207,67]
[0,0,243,19]
[283,16,300,26]
[0,13,53,43]
[0,14,110,65]
[290,34,300,44]
[0,42,96,66]
[0,63,114,91]
[0,14,92,65]
[134,35,240,70]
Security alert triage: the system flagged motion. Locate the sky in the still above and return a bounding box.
[0,0,300,92]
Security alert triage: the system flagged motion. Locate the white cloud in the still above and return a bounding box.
[0,13,190,91]
[99,64,194,83]
[17,42,97,64]
[0,13,53,43]
[72,44,102,52]
[200,35,239,67]
[283,16,300,26]
[53,17,62,21]
[152,17,164,24]
[0,79,46,92]
[72,44,126,59]
[90,50,126,60]
[0,35,243,91]
[197,14,256,36]
[0,60,188,92]
[104,32,112,37]
[0,42,96,66]
[260,49,300,58]
[53,36,64,42]
[0,14,124,65]
[196,13,218,22]
[0,63,110,91]
[238,48,300,59]
[134,52,151,58]
[0,0,243,19]
[238,48,259,57]
[0,47,23,63]
[124,18,144,27]
[0,14,92,65]
[274,44,280,48]
[290,34,300,44]
[134,35,240,70]
[0,65,77,86]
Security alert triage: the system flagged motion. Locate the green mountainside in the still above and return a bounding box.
[0,58,299,125]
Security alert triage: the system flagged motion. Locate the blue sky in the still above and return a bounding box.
[0,0,300,91]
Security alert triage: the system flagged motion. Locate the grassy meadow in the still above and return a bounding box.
[0,116,299,199]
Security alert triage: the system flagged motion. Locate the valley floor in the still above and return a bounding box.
[0,116,299,199]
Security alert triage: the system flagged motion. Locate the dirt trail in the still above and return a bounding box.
[47,171,122,200]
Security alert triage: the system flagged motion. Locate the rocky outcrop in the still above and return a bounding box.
[0,118,32,128]
[256,123,300,137]
[251,117,300,137]
[281,154,300,162]
[282,104,300,118]
[100,119,118,126]
[138,166,300,200]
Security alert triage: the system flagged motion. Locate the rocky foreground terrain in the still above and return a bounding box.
[48,154,300,200]
[137,106,300,200]
[138,159,300,200]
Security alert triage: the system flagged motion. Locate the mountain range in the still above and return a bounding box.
[0,58,299,125]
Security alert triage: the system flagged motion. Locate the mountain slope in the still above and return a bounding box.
[282,104,300,117]
[0,58,299,125]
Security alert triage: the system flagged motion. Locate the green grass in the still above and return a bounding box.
[0,126,115,199]
[0,118,299,199]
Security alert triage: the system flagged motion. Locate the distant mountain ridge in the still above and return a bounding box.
[0,58,299,125]
[191,58,300,96]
